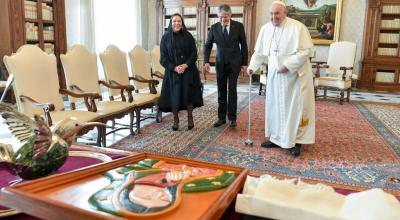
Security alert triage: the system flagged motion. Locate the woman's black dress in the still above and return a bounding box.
[158,27,203,112]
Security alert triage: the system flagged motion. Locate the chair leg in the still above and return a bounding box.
[102,126,106,147]
[340,90,344,105]
[111,119,115,129]
[156,108,162,123]
[347,88,350,102]
[323,87,327,99]
[314,86,318,98]
[96,126,102,146]
[129,111,134,135]
[96,125,106,147]
[259,83,262,95]
[135,109,141,134]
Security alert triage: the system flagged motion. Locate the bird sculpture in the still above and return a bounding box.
[0,103,103,179]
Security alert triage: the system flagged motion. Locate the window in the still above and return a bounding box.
[94,0,141,53]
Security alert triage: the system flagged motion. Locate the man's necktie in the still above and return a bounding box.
[223,25,229,41]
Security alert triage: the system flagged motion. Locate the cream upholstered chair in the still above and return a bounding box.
[99,45,159,133]
[313,41,357,104]
[61,45,137,137]
[129,45,162,122]
[3,45,104,144]
[149,45,164,91]
[128,45,160,95]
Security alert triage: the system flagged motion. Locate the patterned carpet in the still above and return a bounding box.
[112,93,400,195]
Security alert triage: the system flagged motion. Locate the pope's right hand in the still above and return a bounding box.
[204,63,210,72]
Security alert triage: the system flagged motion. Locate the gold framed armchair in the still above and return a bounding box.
[313,41,357,104]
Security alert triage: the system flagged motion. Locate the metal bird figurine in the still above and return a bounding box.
[0,103,103,179]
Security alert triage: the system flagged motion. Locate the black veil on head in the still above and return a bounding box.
[164,13,195,66]
[163,13,194,65]
[167,13,187,33]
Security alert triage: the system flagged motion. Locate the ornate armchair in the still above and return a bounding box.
[129,45,162,122]
[3,45,104,145]
[99,45,159,133]
[61,45,138,141]
[149,45,164,92]
[128,45,160,95]
[313,41,357,104]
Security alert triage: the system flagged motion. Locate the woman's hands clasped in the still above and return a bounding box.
[175,64,188,74]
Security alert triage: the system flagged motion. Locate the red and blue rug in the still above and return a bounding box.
[112,92,400,195]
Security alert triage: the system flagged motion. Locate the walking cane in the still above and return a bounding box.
[245,70,253,146]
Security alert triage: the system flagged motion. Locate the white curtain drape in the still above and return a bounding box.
[65,0,95,51]
[65,0,144,79]
[65,0,143,52]
[93,0,142,53]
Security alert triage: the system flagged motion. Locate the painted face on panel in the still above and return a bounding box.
[129,184,171,208]
[171,15,182,32]
[270,3,288,27]
[219,12,231,26]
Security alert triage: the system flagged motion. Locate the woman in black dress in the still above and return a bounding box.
[158,13,203,131]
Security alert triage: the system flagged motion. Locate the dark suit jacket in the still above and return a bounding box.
[203,20,248,75]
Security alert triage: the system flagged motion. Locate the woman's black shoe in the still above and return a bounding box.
[172,119,179,131]
[188,116,194,130]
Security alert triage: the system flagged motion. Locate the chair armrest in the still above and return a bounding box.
[59,87,101,112]
[340,66,353,80]
[98,80,134,103]
[310,61,327,65]
[128,76,159,94]
[60,87,101,99]
[19,95,55,126]
[311,61,329,77]
[151,70,164,79]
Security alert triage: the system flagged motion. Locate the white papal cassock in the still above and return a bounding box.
[249,17,315,148]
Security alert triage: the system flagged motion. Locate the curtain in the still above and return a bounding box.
[65,0,144,79]
[65,0,95,51]
[93,0,142,53]
[65,0,144,52]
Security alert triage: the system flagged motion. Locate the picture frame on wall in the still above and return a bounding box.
[284,0,343,45]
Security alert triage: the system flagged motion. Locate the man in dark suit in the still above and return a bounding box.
[204,4,248,128]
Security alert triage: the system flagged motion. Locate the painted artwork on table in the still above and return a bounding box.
[88,158,236,218]
[285,0,342,45]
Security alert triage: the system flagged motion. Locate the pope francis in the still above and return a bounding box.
[248,1,315,157]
